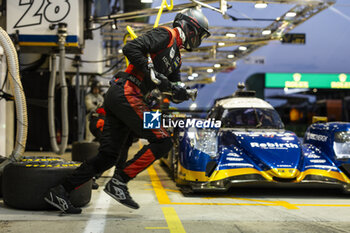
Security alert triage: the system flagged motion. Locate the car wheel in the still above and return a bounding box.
[2,156,92,210]
[0,155,8,198]
[72,141,99,162]
[171,139,179,180]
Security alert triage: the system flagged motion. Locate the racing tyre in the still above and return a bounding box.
[0,155,8,198]
[2,157,92,210]
[72,141,99,162]
[171,139,180,181]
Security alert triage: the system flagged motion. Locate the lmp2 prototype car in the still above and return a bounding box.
[163,86,350,192]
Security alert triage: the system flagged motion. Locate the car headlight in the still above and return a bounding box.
[188,128,218,158]
[334,131,350,159]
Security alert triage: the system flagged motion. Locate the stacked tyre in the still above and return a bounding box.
[2,156,92,210]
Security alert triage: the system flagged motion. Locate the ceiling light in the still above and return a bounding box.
[255,2,267,9]
[225,33,236,38]
[141,0,153,2]
[238,46,247,51]
[214,64,221,68]
[262,30,271,35]
[188,75,194,80]
[111,20,117,30]
[192,73,198,77]
[218,42,225,46]
[207,68,214,73]
[118,49,123,54]
[190,103,197,110]
[227,54,235,58]
[286,12,297,17]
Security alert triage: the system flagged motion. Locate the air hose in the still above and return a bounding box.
[48,23,69,154]
[0,27,28,171]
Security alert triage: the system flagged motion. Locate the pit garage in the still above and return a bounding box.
[1,0,350,233]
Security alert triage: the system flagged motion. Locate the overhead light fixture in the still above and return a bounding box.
[188,75,194,80]
[218,42,225,46]
[254,2,267,9]
[238,46,247,51]
[262,30,271,35]
[286,12,297,17]
[190,103,197,110]
[207,68,214,73]
[211,76,216,82]
[225,33,236,38]
[112,19,117,30]
[192,73,198,78]
[214,64,221,68]
[141,0,153,3]
[118,49,123,54]
[227,54,235,58]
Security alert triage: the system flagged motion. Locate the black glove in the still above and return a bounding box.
[153,70,172,92]
[171,85,190,102]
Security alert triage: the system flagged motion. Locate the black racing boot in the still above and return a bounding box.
[104,174,139,209]
[44,185,82,214]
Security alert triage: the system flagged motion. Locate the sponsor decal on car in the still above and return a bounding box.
[220,163,254,168]
[226,152,240,157]
[305,165,337,170]
[305,132,328,142]
[234,132,295,138]
[226,157,244,161]
[250,142,299,149]
[310,159,326,163]
[277,164,292,168]
[305,154,321,159]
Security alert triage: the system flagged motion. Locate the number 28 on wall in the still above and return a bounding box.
[14,0,71,28]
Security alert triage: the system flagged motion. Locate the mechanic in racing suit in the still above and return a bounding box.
[44,8,210,214]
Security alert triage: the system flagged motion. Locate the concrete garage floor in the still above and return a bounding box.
[2,142,350,233]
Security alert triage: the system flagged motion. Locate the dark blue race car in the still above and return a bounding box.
[163,87,350,192]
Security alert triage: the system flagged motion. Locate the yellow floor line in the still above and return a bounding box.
[147,163,350,209]
[162,207,186,233]
[295,204,350,207]
[148,165,171,204]
[144,188,181,193]
[204,196,299,209]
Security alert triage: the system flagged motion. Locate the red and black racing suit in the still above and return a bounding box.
[61,26,186,191]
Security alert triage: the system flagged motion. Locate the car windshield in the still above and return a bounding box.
[220,108,284,129]
[333,131,350,159]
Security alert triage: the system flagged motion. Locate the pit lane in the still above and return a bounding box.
[1,142,350,233]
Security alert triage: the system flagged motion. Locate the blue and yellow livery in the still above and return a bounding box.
[164,87,350,192]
